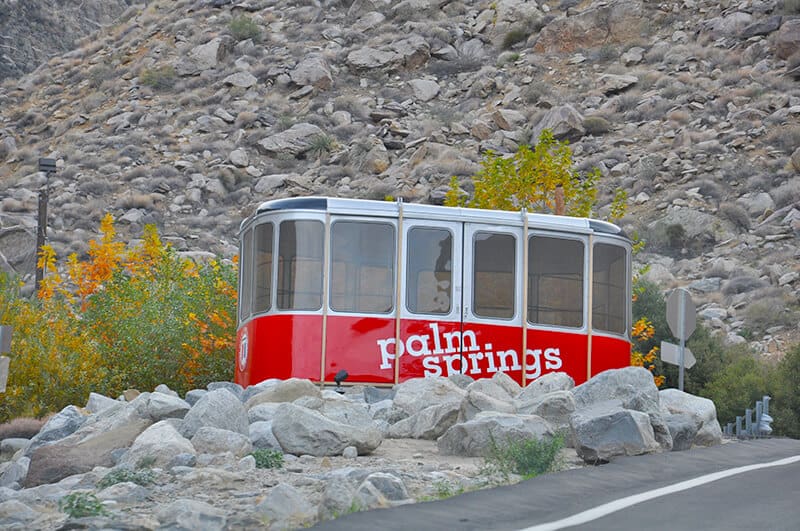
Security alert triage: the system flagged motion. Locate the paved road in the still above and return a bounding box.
[312,438,800,531]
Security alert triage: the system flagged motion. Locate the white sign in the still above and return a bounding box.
[0,356,9,393]
[661,341,696,369]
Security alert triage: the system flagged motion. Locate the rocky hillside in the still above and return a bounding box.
[0,0,799,355]
[0,0,137,81]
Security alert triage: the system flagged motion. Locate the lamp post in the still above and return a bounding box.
[35,157,56,294]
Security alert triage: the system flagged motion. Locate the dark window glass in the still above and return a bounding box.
[277,220,324,310]
[473,232,515,319]
[528,236,584,328]
[407,228,452,315]
[253,223,273,314]
[331,221,394,313]
[238,228,253,322]
[593,243,627,335]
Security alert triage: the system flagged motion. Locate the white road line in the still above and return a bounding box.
[520,454,800,531]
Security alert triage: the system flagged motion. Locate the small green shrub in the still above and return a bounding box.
[59,492,109,518]
[482,433,565,481]
[229,15,262,42]
[718,202,751,230]
[252,449,284,469]
[502,28,528,49]
[308,134,335,159]
[665,223,686,249]
[140,65,177,91]
[583,116,612,136]
[97,468,155,490]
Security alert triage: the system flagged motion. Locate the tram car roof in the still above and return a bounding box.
[246,196,627,240]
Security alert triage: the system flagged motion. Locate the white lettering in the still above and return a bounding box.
[467,351,484,374]
[429,323,444,354]
[525,348,542,379]
[443,354,463,376]
[377,338,403,369]
[422,356,442,377]
[406,334,432,357]
[485,343,498,373]
[497,349,521,372]
[544,347,562,370]
[443,330,479,353]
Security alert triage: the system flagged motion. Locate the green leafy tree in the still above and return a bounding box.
[445,129,626,220]
[769,344,800,438]
[701,353,771,425]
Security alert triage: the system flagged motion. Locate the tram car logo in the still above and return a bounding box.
[238,331,249,371]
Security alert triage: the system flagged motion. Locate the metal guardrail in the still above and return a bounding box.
[723,395,773,439]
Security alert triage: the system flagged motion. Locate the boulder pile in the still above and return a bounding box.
[0,367,722,529]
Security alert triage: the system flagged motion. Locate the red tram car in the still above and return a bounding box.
[235,197,632,388]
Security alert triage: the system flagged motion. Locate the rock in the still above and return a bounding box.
[355,472,410,509]
[534,1,644,53]
[387,401,461,439]
[145,392,192,421]
[459,389,516,422]
[256,123,325,158]
[178,37,232,75]
[0,499,38,527]
[648,413,674,451]
[665,413,701,451]
[437,412,555,457]
[347,47,402,70]
[255,483,316,529]
[740,15,782,38]
[248,403,281,423]
[530,104,585,143]
[0,456,29,488]
[23,416,151,487]
[97,481,151,503]
[408,79,440,102]
[180,388,249,439]
[620,47,644,65]
[223,71,257,88]
[515,390,576,435]
[391,35,431,69]
[518,372,575,402]
[573,367,661,415]
[0,438,29,460]
[570,402,661,463]
[85,393,120,414]
[244,378,322,409]
[119,420,196,469]
[271,403,382,456]
[360,137,391,174]
[491,371,522,398]
[229,148,249,167]
[291,56,333,90]
[392,377,467,417]
[249,420,281,450]
[701,12,752,39]
[207,382,244,400]
[26,405,86,452]
[775,19,800,60]
[155,498,227,530]
[191,427,252,458]
[659,389,723,446]
[596,74,638,96]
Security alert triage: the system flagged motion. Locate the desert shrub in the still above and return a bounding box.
[743,296,797,334]
[482,433,564,481]
[718,202,751,230]
[701,352,771,426]
[764,125,800,155]
[308,133,336,159]
[770,180,800,208]
[769,344,800,438]
[251,449,284,469]
[502,27,529,49]
[521,81,553,104]
[97,468,155,489]
[784,0,800,14]
[59,492,108,518]
[583,116,612,136]
[140,65,177,91]
[721,275,766,296]
[229,15,263,43]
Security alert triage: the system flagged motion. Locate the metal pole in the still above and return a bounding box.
[678,290,686,392]
[745,408,753,437]
[34,177,49,294]
[520,208,528,387]
[736,416,742,438]
[755,401,763,437]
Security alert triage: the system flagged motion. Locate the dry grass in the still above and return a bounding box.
[0,417,48,440]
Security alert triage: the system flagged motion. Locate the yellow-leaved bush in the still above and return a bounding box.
[0,215,237,421]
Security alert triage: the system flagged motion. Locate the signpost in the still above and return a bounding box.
[0,325,11,393]
[664,288,696,391]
